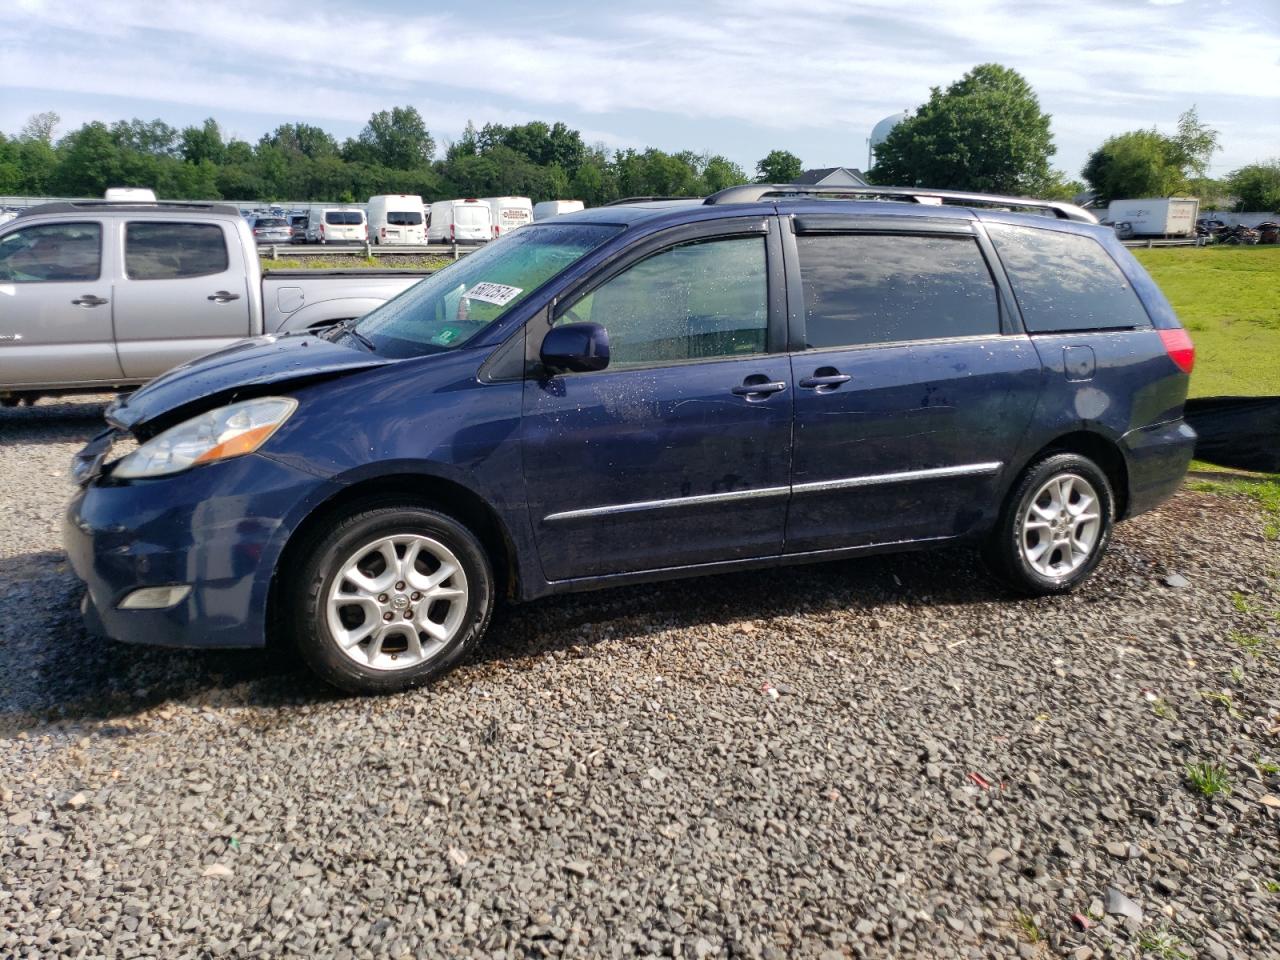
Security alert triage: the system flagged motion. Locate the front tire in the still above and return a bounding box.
[984,453,1115,596]
[290,504,494,694]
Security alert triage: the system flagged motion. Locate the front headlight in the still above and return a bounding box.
[112,397,297,479]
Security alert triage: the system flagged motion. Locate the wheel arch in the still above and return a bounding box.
[1012,429,1131,519]
[267,471,520,638]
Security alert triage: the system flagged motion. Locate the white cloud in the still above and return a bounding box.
[2,0,1277,173]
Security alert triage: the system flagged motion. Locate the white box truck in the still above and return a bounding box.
[481,196,534,238]
[533,199,585,220]
[367,195,426,245]
[427,199,492,244]
[1105,198,1199,237]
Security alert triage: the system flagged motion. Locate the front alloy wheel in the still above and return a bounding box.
[326,534,469,671]
[292,504,493,694]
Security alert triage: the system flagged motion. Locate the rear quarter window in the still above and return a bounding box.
[987,224,1152,333]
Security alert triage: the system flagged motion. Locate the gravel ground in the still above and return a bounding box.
[2,397,1278,960]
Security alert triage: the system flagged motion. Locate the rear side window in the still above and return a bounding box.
[560,236,768,368]
[797,234,999,348]
[0,222,101,283]
[987,225,1151,332]
[126,223,229,280]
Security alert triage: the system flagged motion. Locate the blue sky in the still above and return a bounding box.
[3,0,1277,180]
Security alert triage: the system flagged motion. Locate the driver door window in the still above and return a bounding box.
[558,236,768,368]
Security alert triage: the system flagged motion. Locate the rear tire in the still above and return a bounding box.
[984,453,1115,596]
[290,504,494,694]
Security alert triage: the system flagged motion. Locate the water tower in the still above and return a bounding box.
[868,110,910,170]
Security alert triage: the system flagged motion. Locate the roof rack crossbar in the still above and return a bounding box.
[704,184,1097,223]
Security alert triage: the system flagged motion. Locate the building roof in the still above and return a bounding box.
[793,167,868,186]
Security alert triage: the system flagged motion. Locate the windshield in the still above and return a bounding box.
[326,211,363,225]
[387,211,423,225]
[353,222,623,358]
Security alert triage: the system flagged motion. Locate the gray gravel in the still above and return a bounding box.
[3,397,1279,959]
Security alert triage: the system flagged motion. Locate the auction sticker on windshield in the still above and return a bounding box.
[464,282,523,306]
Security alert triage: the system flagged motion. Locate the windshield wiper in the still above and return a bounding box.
[332,318,376,352]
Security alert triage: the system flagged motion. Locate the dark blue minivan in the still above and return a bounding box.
[64,186,1197,693]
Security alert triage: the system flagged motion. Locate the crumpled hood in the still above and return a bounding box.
[107,333,392,433]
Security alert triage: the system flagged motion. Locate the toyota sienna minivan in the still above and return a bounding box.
[64,185,1197,694]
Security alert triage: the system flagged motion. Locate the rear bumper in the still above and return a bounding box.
[1120,417,1197,519]
[63,454,331,649]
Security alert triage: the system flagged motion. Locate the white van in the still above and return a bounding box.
[533,200,585,220]
[481,196,534,238]
[105,187,158,202]
[367,195,426,245]
[427,199,492,244]
[307,207,367,244]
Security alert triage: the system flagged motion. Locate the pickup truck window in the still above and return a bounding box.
[0,222,101,283]
[354,222,623,358]
[125,222,229,281]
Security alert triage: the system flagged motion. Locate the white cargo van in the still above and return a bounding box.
[533,200,585,220]
[105,187,158,202]
[427,199,492,244]
[307,207,367,244]
[1105,198,1199,237]
[367,195,426,245]
[481,196,534,238]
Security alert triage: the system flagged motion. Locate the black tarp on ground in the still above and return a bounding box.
[1184,396,1280,473]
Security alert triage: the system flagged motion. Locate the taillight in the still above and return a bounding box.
[1159,328,1195,374]
[450,224,455,240]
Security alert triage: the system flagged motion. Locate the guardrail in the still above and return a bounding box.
[1121,237,1202,248]
[261,242,475,260]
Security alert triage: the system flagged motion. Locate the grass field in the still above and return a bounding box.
[1132,245,1280,398]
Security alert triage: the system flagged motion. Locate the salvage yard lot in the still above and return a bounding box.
[2,246,1279,958]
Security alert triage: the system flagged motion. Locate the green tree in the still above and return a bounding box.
[702,155,748,192]
[19,111,60,144]
[1170,106,1219,180]
[261,122,339,160]
[51,122,122,195]
[109,118,180,157]
[1082,129,1186,204]
[1226,160,1280,212]
[755,149,802,183]
[180,118,226,166]
[868,63,1054,193]
[352,106,435,170]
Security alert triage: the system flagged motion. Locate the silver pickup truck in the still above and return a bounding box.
[0,200,430,404]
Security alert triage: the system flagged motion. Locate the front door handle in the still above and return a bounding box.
[71,294,109,307]
[731,377,788,398]
[799,367,851,391]
[208,291,242,303]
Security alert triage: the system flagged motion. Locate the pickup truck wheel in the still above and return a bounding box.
[983,453,1114,596]
[291,504,494,694]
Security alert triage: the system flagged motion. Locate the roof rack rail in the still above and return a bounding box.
[703,184,1097,223]
[15,200,242,218]
[602,196,698,206]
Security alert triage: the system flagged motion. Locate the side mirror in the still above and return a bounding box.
[540,322,610,374]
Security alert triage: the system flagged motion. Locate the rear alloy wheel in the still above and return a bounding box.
[292,505,493,694]
[985,452,1115,595]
